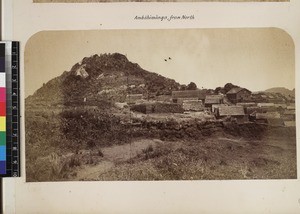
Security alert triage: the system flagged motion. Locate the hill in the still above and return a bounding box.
[265,87,295,98]
[26,53,182,106]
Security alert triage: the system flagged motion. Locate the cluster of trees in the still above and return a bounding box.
[214,83,240,94]
[180,82,198,90]
[180,82,239,93]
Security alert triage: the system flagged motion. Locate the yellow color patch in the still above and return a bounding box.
[0,117,6,131]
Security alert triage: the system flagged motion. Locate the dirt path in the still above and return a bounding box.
[103,138,162,162]
[76,161,114,180]
[75,138,163,180]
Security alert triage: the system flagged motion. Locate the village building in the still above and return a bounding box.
[130,102,184,114]
[226,87,252,104]
[204,95,224,108]
[236,102,256,108]
[274,103,287,109]
[211,104,227,114]
[256,103,277,113]
[236,102,256,107]
[257,103,275,107]
[246,106,263,115]
[267,118,285,126]
[256,112,281,120]
[182,100,204,112]
[172,90,206,104]
[216,106,248,123]
[177,97,199,104]
[236,103,257,112]
[254,112,284,126]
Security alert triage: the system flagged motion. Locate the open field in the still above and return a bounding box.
[26,105,296,181]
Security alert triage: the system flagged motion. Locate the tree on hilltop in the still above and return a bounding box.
[187,82,197,90]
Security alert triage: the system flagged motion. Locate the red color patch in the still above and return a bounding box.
[0,102,5,116]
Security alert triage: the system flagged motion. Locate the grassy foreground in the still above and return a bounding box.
[26,105,296,182]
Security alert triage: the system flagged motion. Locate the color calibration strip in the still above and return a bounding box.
[0,41,20,177]
[0,43,6,175]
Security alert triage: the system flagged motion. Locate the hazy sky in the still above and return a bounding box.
[25,28,294,97]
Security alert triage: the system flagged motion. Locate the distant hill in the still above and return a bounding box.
[265,87,295,98]
[26,53,182,106]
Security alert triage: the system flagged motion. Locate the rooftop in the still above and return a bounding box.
[256,112,281,119]
[218,106,245,116]
[205,95,223,104]
[172,90,206,99]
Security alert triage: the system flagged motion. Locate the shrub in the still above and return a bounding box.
[59,108,128,147]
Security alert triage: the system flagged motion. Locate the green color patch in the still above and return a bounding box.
[0,132,5,145]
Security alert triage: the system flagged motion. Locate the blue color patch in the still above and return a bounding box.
[0,145,6,160]
[0,160,6,174]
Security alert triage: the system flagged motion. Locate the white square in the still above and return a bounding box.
[0,73,5,87]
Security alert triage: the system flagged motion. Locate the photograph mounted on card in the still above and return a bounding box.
[25,28,296,182]
[33,0,289,3]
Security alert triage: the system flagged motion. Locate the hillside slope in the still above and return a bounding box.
[265,87,295,98]
[26,53,182,106]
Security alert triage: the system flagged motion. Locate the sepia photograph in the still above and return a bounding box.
[33,0,290,3]
[25,28,296,182]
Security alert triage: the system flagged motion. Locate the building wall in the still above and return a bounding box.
[236,115,249,124]
[236,90,251,102]
[131,102,184,114]
[218,115,248,124]
[176,97,199,104]
[182,100,204,111]
[226,93,236,103]
[227,90,251,104]
[172,90,206,100]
